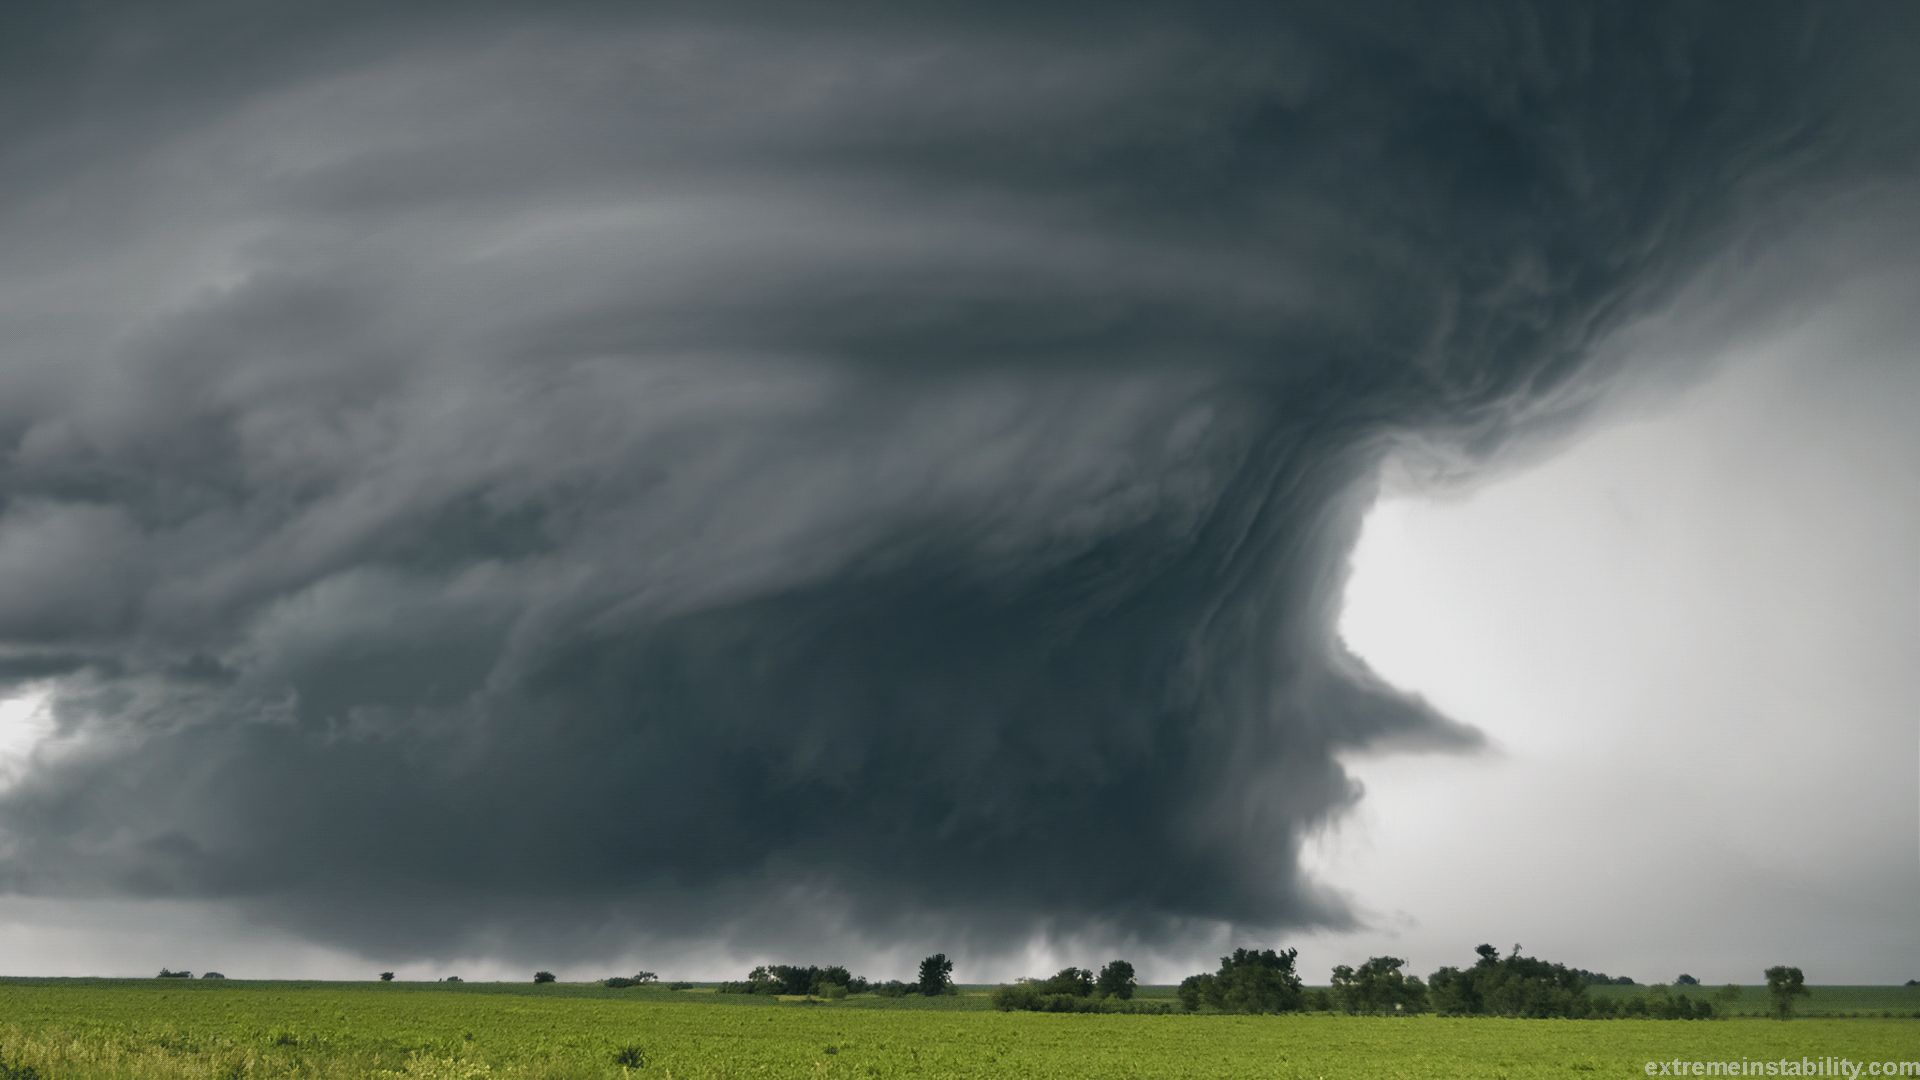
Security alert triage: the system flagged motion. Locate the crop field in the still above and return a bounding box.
[1,979,1916,1079]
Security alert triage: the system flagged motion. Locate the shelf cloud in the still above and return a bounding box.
[1,1,1915,965]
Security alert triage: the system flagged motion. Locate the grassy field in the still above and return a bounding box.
[0,978,1914,1079]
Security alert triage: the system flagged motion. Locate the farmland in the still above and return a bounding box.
[1,978,1916,1079]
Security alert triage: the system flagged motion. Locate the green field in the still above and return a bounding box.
[1,979,1915,1079]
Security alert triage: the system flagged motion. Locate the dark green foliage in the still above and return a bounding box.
[870,980,914,997]
[719,964,869,996]
[989,981,1173,1013]
[378,972,395,982]
[533,971,557,984]
[1177,948,1303,1014]
[604,977,638,989]
[1427,945,1590,1018]
[611,1045,645,1068]
[1176,973,1215,1013]
[917,954,954,996]
[156,969,192,979]
[1765,966,1809,1019]
[665,981,694,991]
[1609,985,1717,1020]
[1907,979,1919,987]
[442,976,462,983]
[200,972,226,979]
[632,971,657,984]
[1303,988,1332,1012]
[1095,960,1136,1000]
[1675,974,1699,985]
[1330,957,1428,1014]
[1037,967,1094,997]
[0,1055,41,1080]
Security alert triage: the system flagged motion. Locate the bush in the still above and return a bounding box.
[604,977,637,989]
[200,972,226,980]
[533,971,557,984]
[611,1045,645,1068]
[379,972,395,982]
[666,981,694,991]
[871,980,914,997]
[442,976,462,983]
[156,969,192,979]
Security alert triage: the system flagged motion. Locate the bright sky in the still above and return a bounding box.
[1308,311,1920,986]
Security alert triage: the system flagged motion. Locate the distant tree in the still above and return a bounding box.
[200,972,226,980]
[442,976,463,983]
[156,969,191,979]
[1764,966,1808,1019]
[604,977,638,988]
[1178,948,1303,1014]
[1096,960,1136,1001]
[533,971,557,984]
[1176,973,1216,1013]
[816,965,853,995]
[1039,967,1094,997]
[379,972,395,982]
[1905,979,1919,987]
[917,954,954,996]
[1426,945,1594,1018]
[1675,974,1699,986]
[1716,983,1743,1005]
[1335,956,1428,1015]
[632,971,658,984]
[1330,964,1360,1013]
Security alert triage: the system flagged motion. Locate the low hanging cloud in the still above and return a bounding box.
[1,1,1916,966]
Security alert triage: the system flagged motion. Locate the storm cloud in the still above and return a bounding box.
[1,1,1916,966]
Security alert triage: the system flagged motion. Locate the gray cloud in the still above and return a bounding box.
[1,1,1916,966]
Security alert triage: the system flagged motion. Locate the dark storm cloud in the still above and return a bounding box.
[1,1,1916,964]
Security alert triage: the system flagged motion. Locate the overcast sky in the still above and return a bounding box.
[0,2,1916,983]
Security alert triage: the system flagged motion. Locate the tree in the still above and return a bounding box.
[1336,956,1428,1015]
[379,972,395,982]
[1675,973,1699,986]
[1039,967,1094,997]
[633,971,658,984]
[1764,966,1808,1019]
[533,971,557,984]
[1425,945,1593,1018]
[1096,960,1136,1000]
[1176,973,1216,1013]
[917,953,954,996]
[156,969,191,979]
[1180,948,1303,1014]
